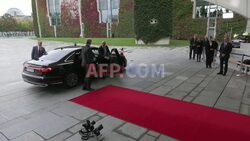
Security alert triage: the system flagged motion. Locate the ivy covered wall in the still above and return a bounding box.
[172,0,207,40]
[37,0,54,37]
[57,0,81,37]
[32,0,81,37]
[134,0,173,44]
[31,0,39,37]
[115,0,135,37]
[32,0,247,41]
[81,0,106,38]
[217,14,247,41]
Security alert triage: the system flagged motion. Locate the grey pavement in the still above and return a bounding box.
[0,38,249,140]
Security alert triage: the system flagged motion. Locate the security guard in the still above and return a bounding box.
[218,36,232,76]
[81,39,95,91]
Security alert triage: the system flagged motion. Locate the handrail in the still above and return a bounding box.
[231,52,250,58]
[230,52,250,75]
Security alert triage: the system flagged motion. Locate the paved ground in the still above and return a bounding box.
[0,38,249,141]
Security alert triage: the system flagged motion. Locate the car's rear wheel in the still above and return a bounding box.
[64,72,79,88]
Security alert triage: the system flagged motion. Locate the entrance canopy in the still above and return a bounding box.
[204,0,250,18]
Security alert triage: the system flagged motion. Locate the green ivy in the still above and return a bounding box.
[31,0,39,37]
[37,0,54,37]
[134,0,173,44]
[32,0,247,41]
[115,0,135,37]
[172,0,207,40]
[217,14,247,41]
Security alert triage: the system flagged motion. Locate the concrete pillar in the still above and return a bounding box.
[53,26,57,38]
[246,19,250,34]
[79,0,84,37]
[192,0,196,19]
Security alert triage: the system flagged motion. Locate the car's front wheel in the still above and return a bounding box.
[64,72,79,88]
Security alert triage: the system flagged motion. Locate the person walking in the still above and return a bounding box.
[81,39,96,91]
[204,37,210,68]
[31,41,47,60]
[218,36,233,76]
[196,37,203,62]
[190,35,197,60]
[201,36,206,62]
[212,38,219,67]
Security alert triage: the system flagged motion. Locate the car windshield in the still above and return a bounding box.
[39,49,74,62]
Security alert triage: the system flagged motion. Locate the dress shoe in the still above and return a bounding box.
[82,86,86,90]
[223,73,226,76]
[217,72,223,75]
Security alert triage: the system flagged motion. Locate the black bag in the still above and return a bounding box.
[243,59,250,65]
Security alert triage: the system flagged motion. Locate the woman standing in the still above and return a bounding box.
[205,36,217,68]
[204,36,212,68]
[212,38,219,67]
[196,37,203,62]
[202,37,206,62]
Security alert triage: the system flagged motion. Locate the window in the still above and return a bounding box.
[65,53,75,62]
[40,49,73,62]
[47,0,61,26]
[98,0,120,23]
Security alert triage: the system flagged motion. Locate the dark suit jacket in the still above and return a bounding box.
[204,41,218,53]
[190,38,197,48]
[81,45,95,67]
[31,46,46,60]
[219,42,232,58]
[98,45,111,58]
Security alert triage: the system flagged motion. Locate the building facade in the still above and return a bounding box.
[32,0,130,38]
[32,0,247,41]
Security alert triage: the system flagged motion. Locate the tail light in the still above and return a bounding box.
[35,68,52,73]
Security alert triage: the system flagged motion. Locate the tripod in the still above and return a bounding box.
[79,120,104,140]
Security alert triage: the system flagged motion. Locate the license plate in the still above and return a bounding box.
[26,67,34,72]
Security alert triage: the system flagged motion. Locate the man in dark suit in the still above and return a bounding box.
[218,36,232,76]
[190,34,197,60]
[31,41,47,60]
[81,39,96,91]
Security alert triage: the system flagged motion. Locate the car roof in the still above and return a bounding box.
[55,46,98,51]
[55,46,82,51]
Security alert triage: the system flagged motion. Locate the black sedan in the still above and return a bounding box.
[22,46,127,88]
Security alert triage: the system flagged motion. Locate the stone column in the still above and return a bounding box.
[192,0,196,19]
[246,19,250,34]
[79,0,84,37]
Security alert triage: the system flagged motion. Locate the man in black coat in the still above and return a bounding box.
[190,35,197,60]
[31,41,47,60]
[218,36,232,76]
[204,36,218,68]
[81,39,96,91]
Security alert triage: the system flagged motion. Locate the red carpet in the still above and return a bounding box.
[70,85,250,141]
